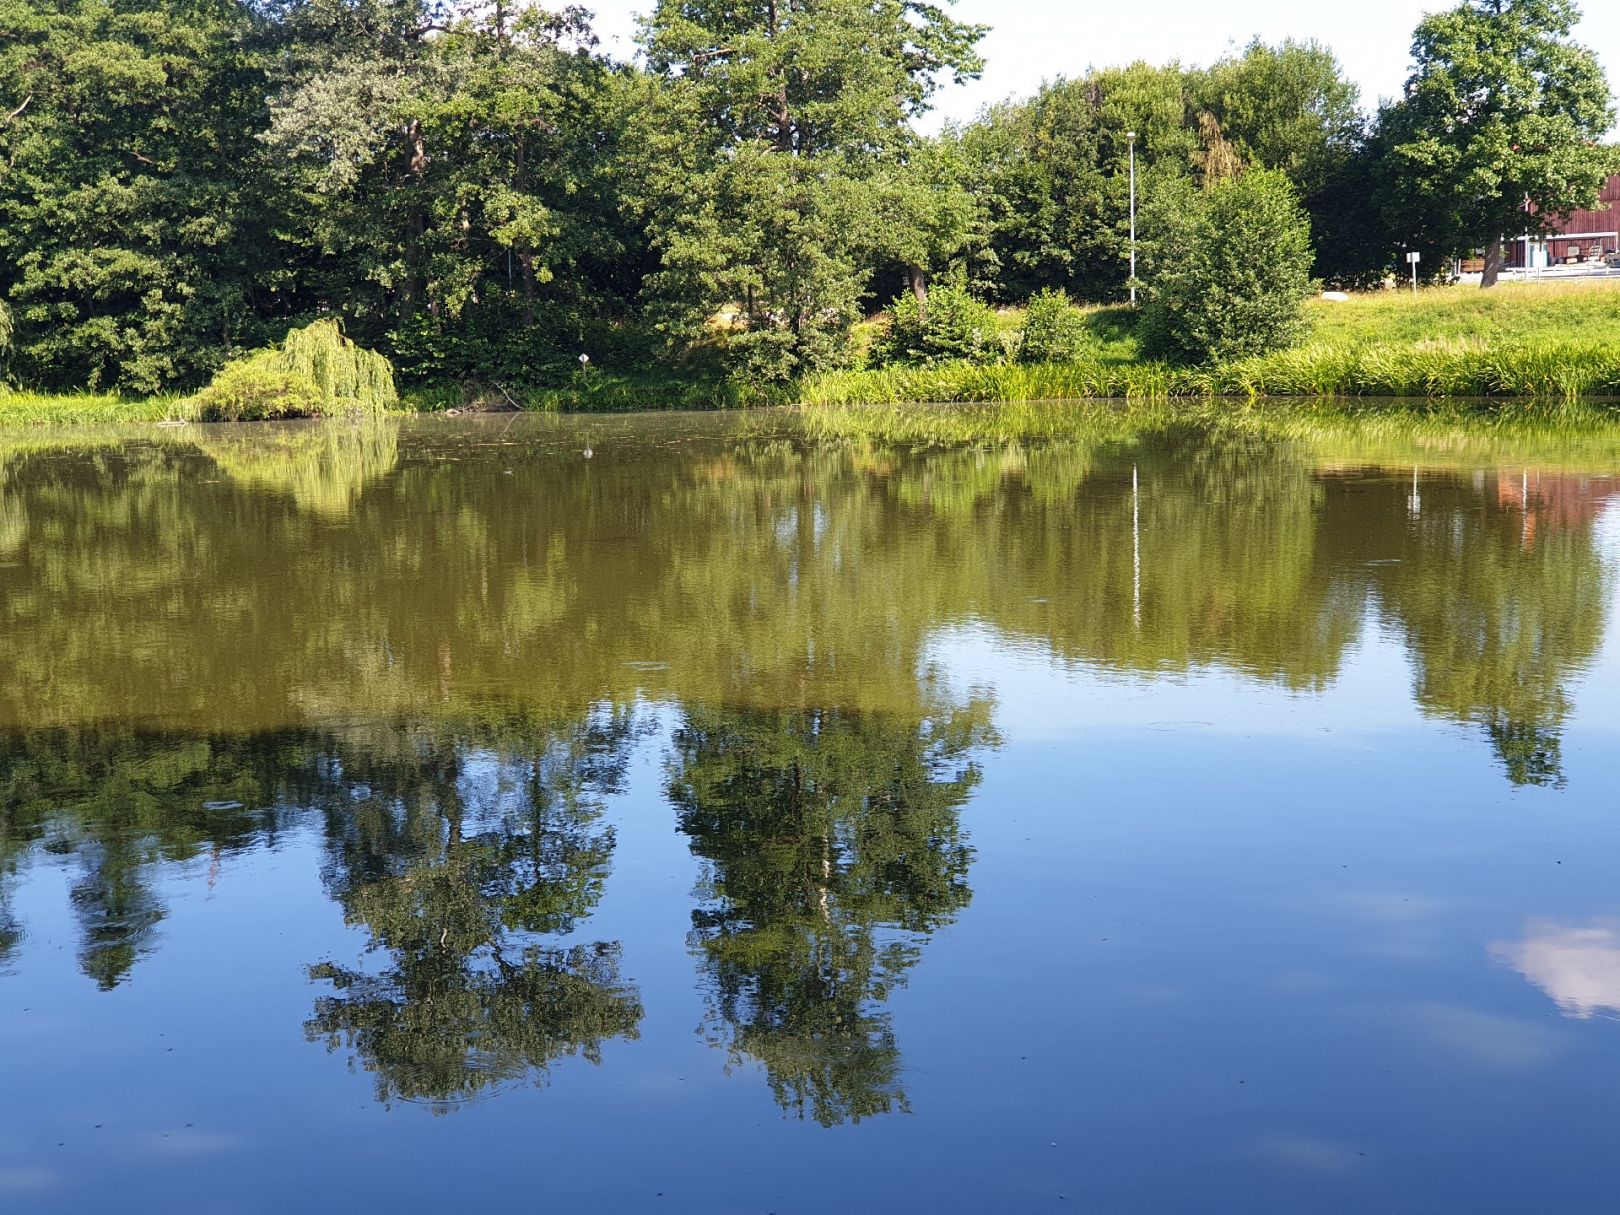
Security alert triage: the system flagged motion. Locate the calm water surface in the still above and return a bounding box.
[2,405,1619,1212]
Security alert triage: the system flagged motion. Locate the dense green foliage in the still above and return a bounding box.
[0,0,277,392]
[188,353,327,422]
[1015,289,1094,364]
[631,0,985,379]
[877,282,1005,365]
[952,41,1370,300]
[0,1,1614,401]
[1138,170,1316,363]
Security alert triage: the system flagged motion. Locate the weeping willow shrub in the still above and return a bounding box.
[279,319,396,412]
[187,353,325,421]
[187,320,397,421]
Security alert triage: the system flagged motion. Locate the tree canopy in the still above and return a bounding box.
[0,1,1615,391]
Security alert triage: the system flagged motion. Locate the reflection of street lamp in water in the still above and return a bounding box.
[1522,469,1531,547]
[1132,464,1141,630]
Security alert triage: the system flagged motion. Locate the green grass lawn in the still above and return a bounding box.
[1303,278,1620,347]
[1058,278,1620,356]
[800,279,1620,406]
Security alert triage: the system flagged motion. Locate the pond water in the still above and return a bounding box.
[2,404,1619,1211]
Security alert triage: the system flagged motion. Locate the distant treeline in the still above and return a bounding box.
[0,0,1614,393]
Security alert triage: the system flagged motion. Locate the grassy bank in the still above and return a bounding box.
[0,390,188,426]
[7,279,1620,425]
[795,338,1620,404]
[802,280,1620,405]
[529,280,1620,409]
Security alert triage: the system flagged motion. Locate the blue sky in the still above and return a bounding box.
[584,0,1620,127]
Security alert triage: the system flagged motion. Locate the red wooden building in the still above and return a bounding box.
[1506,174,1620,268]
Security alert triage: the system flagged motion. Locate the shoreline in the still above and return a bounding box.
[12,280,1620,426]
[7,375,1620,429]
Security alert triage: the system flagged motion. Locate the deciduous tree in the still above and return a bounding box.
[1378,0,1618,288]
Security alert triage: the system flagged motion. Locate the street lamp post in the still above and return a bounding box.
[1126,131,1138,304]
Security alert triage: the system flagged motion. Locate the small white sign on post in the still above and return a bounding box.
[1406,250,1421,294]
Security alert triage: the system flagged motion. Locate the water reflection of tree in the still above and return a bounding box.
[1324,472,1613,787]
[0,412,1614,790]
[306,709,645,1111]
[668,699,995,1126]
[191,417,399,518]
[0,727,290,987]
[0,708,651,1099]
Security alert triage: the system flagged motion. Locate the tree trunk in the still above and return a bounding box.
[766,0,793,153]
[402,119,429,313]
[906,264,928,322]
[512,136,533,326]
[517,252,537,328]
[1481,233,1504,290]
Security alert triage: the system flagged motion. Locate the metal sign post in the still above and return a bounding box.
[1126,131,1137,305]
[1406,250,1421,295]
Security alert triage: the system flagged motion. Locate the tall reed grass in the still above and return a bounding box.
[0,390,189,427]
[794,339,1620,406]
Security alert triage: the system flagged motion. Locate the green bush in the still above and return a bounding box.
[187,352,325,421]
[1138,169,1315,364]
[723,323,855,383]
[186,319,398,421]
[878,284,1005,366]
[1016,289,1094,363]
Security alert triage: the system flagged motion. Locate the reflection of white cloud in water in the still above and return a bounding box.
[1409,1001,1563,1069]
[1249,1133,1361,1174]
[139,1129,243,1158]
[0,1168,61,1193]
[1491,919,1620,1019]
[1338,891,1455,961]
